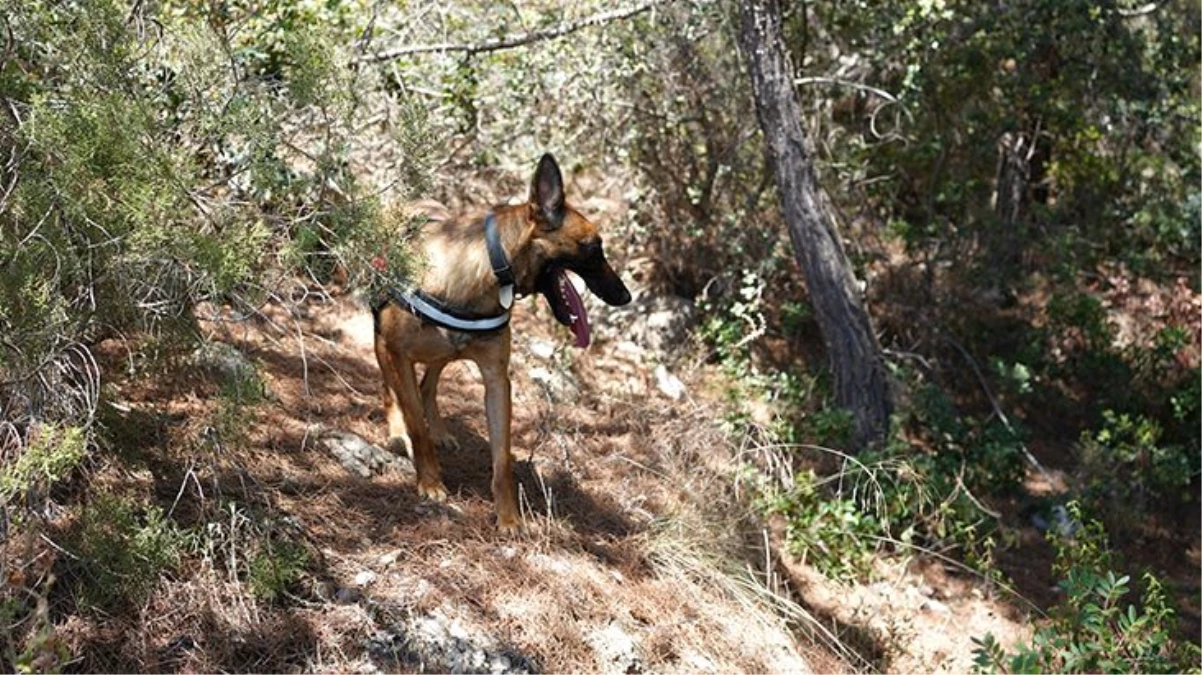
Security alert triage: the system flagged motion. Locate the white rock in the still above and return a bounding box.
[588,622,641,673]
[921,599,950,614]
[616,340,644,357]
[354,570,377,587]
[528,339,557,360]
[654,364,686,400]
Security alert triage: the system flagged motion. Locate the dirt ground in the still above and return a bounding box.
[36,176,1070,672]
[173,284,1034,673]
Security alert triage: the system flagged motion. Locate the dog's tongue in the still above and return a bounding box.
[559,270,591,348]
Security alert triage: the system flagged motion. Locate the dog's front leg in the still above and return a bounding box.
[475,355,519,534]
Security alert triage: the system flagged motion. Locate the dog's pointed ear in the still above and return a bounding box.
[530,153,565,230]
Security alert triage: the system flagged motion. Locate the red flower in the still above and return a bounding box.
[371,255,387,272]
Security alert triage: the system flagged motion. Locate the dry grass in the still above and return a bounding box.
[29,281,852,673]
[8,175,1055,675]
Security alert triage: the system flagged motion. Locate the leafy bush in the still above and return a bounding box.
[1079,410,1197,510]
[247,539,310,603]
[69,496,187,611]
[763,469,878,581]
[0,425,87,506]
[1,0,429,439]
[972,504,1201,674]
[744,361,1024,583]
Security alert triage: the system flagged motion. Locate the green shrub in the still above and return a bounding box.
[743,363,1022,582]
[70,496,187,611]
[247,539,310,603]
[0,425,87,506]
[763,469,878,581]
[1079,410,1197,511]
[1,0,429,432]
[211,354,267,448]
[972,504,1201,674]
[1,577,72,675]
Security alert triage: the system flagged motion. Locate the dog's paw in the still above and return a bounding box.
[433,433,461,452]
[416,480,449,502]
[495,515,523,536]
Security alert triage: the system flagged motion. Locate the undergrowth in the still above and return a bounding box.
[68,495,187,612]
[703,274,1199,669]
[972,504,1201,675]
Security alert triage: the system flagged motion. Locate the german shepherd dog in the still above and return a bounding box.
[372,154,632,532]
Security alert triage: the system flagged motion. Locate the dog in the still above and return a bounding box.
[372,154,632,532]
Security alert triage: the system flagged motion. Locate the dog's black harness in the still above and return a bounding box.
[380,213,517,333]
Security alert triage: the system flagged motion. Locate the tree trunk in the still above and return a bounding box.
[737,0,891,449]
[990,130,1033,278]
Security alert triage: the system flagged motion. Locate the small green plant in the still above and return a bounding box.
[779,300,812,338]
[70,496,186,611]
[763,469,879,581]
[698,269,768,365]
[247,539,310,602]
[1079,410,1197,512]
[744,364,1023,585]
[211,356,267,447]
[0,425,87,505]
[1,576,72,674]
[850,369,1024,573]
[972,503,1201,674]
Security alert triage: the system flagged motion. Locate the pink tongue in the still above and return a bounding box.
[559,270,591,348]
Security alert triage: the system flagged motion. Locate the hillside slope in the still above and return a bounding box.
[40,179,1046,673]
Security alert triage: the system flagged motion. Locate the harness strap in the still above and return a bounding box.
[379,212,516,333]
[388,287,510,332]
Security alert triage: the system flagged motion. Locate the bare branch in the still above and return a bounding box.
[1116,2,1159,17]
[359,0,663,64]
[794,76,898,103]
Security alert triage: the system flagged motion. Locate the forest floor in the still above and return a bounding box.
[73,284,1033,673]
[56,183,1060,673]
[45,170,1198,673]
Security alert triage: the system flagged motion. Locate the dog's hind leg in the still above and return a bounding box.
[376,342,448,501]
[375,338,413,459]
[420,360,460,452]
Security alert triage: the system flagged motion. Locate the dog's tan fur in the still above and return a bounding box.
[373,156,629,532]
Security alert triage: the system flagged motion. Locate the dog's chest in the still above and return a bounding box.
[439,326,483,350]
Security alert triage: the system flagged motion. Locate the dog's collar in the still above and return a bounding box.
[484,213,516,309]
[381,213,515,333]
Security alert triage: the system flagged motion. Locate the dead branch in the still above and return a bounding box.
[359,0,663,64]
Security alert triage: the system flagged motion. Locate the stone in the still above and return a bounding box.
[320,427,414,478]
[654,364,686,400]
[527,339,557,360]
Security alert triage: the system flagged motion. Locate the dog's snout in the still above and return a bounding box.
[610,281,632,306]
[582,262,632,307]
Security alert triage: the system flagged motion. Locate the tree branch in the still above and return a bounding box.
[794,76,898,103]
[359,0,662,64]
[1116,2,1159,17]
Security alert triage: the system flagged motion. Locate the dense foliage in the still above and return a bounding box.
[1,0,428,669]
[0,0,423,440]
[0,0,1197,671]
